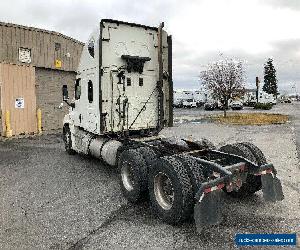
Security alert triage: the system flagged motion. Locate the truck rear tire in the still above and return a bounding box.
[185,138,216,150]
[136,146,158,165]
[118,149,148,203]
[176,155,206,194]
[239,142,267,165]
[219,143,262,197]
[148,156,194,224]
[63,125,75,155]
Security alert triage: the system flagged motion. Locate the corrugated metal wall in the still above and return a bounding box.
[0,63,37,135]
[0,22,83,72]
[0,82,2,135]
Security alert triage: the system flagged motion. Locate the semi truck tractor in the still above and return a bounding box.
[62,19,284,232]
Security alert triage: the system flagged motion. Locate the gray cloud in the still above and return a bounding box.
[264,0,300,10]
[0,0,299,93]
[0,0,187,41]
[172,38,300,93]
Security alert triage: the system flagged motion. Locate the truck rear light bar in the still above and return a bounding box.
[204,183,225,194]
[254,168,274,176]
[193,161,284,232]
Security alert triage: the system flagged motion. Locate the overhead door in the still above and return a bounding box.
[0,63,37,136]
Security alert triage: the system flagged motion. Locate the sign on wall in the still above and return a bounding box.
[15,98,24,109]
[19,48,31,63]
[55,59,62,68]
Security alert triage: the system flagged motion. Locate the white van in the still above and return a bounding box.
[182,99,197,108]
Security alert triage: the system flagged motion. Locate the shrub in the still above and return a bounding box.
[253,103,273,110]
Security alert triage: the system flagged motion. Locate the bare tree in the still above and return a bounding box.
[200,58,245,117]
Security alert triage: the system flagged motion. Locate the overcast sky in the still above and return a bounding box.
[1,0,300,93]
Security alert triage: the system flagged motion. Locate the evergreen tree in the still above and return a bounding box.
[263,58,278,98]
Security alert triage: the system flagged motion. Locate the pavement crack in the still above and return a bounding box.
[68,203,132,250]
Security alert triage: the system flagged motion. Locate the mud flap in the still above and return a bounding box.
[194,190,223,232]
[261,173,284,202]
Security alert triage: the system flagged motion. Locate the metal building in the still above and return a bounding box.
[0,22,83,136]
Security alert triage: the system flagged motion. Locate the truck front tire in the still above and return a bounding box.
[63,125,75,155]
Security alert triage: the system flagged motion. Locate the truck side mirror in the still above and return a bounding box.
[62,85,69,101]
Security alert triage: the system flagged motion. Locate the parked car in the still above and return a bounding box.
[230,100,243,110]
[196,101,205,107]
[182,99,197,108]
[216,101,230,110]
[204,101,218,110]
[173,99,183,108]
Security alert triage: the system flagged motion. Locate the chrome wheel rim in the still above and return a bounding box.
[154,172,174,210]
[121,163,134,191]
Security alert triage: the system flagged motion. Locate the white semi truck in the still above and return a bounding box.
[62,19,284,231]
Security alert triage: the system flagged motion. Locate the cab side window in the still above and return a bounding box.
[88,80,93,103]
[75,78,81,100]
[88,39,95,58]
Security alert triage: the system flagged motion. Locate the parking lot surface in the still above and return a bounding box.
[1,103,299,249]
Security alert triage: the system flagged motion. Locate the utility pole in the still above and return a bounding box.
[256,77,260,103]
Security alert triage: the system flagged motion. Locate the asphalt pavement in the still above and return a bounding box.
[0,103,299,249]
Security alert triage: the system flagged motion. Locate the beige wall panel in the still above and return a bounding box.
[3,27,9,60]
[0,64,2,135]
[36,31,42,66]
[0,84,2,135]
[45,32,50,67]
[20,28,25,47]
[65,39,70,70]
[45,33,51,68]
[0,63,37,136]
[59,36,65,71]
[23,26,29,48]
[11,27,18,63]
[41,32,46,67]
[7,27,13,62]
[15,26,21,46]
[0,27,3,62]
[59,37,64,69]
[2,26,7,45]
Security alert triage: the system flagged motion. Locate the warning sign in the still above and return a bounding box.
[15,98,24,109]
[55,59,62,68]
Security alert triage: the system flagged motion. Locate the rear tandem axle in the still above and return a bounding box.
[117,138,284,232]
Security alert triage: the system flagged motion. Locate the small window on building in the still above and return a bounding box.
[88,80,93,103]
[88,39,95,58]
[75,78,81,100]
[55,43,61,51]
[18,48,31,63]
[127,77,131,86]
[139,78,143,86]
